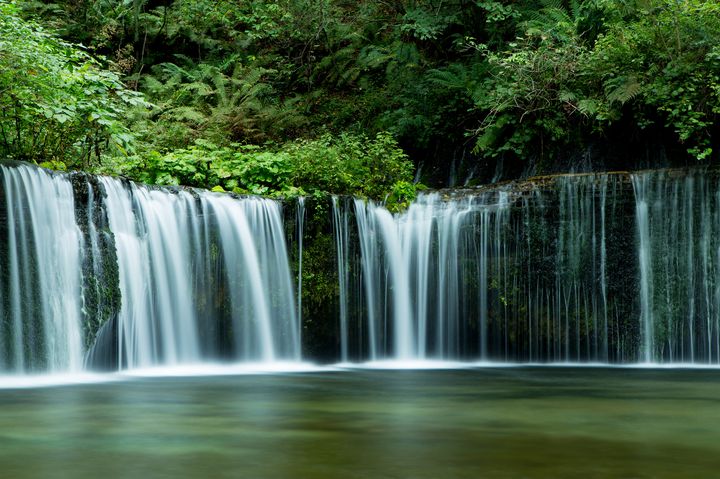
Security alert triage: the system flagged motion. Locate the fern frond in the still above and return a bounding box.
[162,106,207,123]
[559,90,577,102]
[577,99,598,116]
[179,81,213,97]
[605,76,642,104]
[541,0,565,11]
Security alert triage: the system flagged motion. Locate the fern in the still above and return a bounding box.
[605,75,642,104]
[577,99,598,116]
[559,90,577,102]
[163,106,206,123]
[428,67,468,90]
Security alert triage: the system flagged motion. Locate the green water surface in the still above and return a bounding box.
[0,367,718,478]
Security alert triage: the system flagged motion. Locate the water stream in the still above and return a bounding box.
[0,165,84,372]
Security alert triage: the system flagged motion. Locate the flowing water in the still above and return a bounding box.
[333,171,720,364]
[0,164,84,372]
[632,171,720,363]
[348,193,512,360]
[0,163,720,371]
[336,176,634,363]
[99,179,300,367]
[0,368,718,478]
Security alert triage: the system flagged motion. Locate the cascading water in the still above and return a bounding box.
[296,197,305,349]
[98,178,300,368]
[4,161,720,374]
[345,192,512,361]
[552,175,614,362]
[336,175,637,363]
[202,194,299,362]
[0,164,84,372]
[99,178,202,368]
[632,170,720,363]
[332,196,351,362]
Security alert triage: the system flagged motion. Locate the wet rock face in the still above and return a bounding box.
[70,172,121,351]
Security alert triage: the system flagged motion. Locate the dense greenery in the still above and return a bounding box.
[2,0,719,195]
[101,131,415,201]
[0,1,146,167]
[474,0,720,165]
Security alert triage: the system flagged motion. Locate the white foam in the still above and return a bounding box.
[2,360,719,389]
[120,361,337,378]
[0,373,119,389]
[337,359,474,370]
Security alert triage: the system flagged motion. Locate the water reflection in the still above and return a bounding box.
[0,368,718,477]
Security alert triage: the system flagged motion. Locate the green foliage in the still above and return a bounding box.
[400,7,458,41]
[477,1,521,24]
[469,0,720,162]
[134,59,303,149]
[289,131,414,199]
[13,0,720,187]
[0,0,147,166]
[97,131,415,201]
[587,0,720,159]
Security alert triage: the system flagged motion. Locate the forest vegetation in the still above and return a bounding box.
[1,0,718,199]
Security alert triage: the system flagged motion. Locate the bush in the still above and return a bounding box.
[0,0,147,166]
[97,131,417,204]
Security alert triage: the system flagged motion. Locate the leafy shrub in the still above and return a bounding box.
[97,131,417,204]
[0,0,147,166]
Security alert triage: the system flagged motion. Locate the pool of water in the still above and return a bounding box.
[0,367,718,478]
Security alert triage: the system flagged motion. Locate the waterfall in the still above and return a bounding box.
[0,164,84,372]
[347,193,510,361]
[5,161,720,373]
[553,175,613,362]
[332,196,351,362]
[296,197,305,351]
[336,176,635,363]
[100,178,202,368]
[205,195,299,361]
[631,170,720,363]
[99,177,299,368]
[632,175,656,362]
[332,170,720,364]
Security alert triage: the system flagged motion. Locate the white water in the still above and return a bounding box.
[631,171,720,363]
[632,175,656,362]
[202,194,299,361]
[0,165,84,372]
[4,163,720,377]
[336,176,635,363]
[100,179,201,368]
[332,196,351,361]
[296,197,305,348]
[100,178,299,368]
[347,193,510,360]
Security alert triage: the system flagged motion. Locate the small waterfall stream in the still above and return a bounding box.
[0,164,84,372]
[99,178,300,368]
[335,175,635,363]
